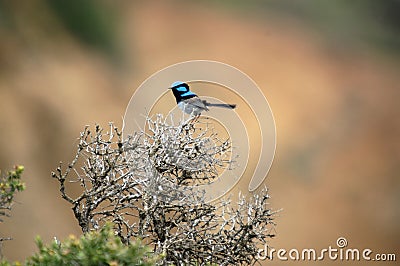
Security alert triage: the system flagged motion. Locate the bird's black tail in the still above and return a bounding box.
[203,100,236,109]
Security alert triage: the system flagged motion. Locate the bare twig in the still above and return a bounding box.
[53,115,275,265]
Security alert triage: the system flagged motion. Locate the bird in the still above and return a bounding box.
[169,81,236,117]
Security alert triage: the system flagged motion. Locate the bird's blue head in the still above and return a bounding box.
[169,81,196,103]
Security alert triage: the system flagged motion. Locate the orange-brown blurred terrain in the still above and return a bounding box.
[0,1,399,264]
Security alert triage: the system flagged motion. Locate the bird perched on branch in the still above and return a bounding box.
[169,81,236,117]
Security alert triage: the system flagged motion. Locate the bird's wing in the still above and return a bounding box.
[186,97,209,111]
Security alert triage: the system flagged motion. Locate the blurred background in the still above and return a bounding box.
[0,0,399,264]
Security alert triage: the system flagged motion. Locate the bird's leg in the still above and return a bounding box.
[190,114,201,124]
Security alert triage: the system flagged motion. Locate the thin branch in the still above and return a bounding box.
[53,115,276,265]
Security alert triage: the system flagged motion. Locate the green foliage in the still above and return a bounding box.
[0,259,20,266]
[0,165,25,263]
[0,168,157,266]
[24,224,158,266]
[45,0,119,57]
[0,165,25,216]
